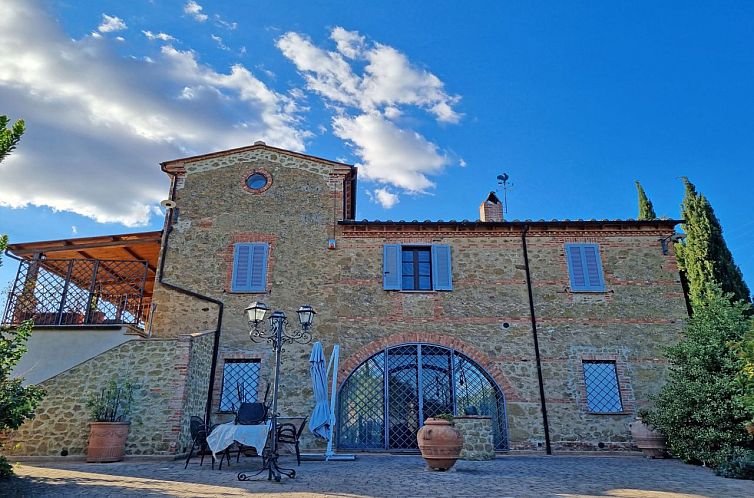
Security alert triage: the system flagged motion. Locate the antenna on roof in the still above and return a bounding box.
[496,173,512,214]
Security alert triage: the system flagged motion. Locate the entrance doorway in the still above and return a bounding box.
[337,343,509,451]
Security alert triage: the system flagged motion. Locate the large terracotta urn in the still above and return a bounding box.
[417,418,464,470]
[628,417,666,458]
[87,421,130,462]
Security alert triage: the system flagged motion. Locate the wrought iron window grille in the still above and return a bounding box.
[582,360,623,413]
[219,360,261,413]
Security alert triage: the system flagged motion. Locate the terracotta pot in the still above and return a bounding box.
[628,417,666,458]
[417,418,464,471]
[87,421,130,463]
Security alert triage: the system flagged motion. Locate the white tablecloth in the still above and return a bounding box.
[206,421,271,458]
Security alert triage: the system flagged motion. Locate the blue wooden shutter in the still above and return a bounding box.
[248,243,269,292]
[232,244,252,291]
[582,244,605,290]
[232,243,268,292]
[383,244,402,290]
[565,243,605,291]
[431,244,453,291]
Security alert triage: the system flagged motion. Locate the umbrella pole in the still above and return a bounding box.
[325,345,355,461]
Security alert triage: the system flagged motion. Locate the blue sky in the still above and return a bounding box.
[1,0,753,296]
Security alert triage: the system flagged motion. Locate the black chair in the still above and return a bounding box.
[234,383,270,425]
[185,416,230,469]
[233,384,271,464]
[276,416,308,466]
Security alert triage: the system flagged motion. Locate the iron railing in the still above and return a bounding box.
[2,257,149,328]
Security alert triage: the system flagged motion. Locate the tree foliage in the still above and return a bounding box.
[0,236,46,478]
[0,115,25,164]
[643,292,753,468]
[635,181,657,220]
[675,177,751,306]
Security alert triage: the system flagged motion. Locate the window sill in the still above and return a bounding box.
[227,290,268,294]
[569,289,607,294]
[585,411,630,416]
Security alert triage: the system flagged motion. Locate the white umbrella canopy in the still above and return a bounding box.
[309,341,331,440]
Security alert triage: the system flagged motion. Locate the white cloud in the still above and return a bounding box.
[278,27,460,206]
[71,225,78,234]
[115,36,125,42]
[332,113,448,192]
[142,30,175,42]
[184,1,208,22]
[214,15,238,31]
[277,28,460,122]
[372,187,399,209]
[0,0,307,226]
[98,14,127,33]
[210,34,229,51]
[330,27,365,59]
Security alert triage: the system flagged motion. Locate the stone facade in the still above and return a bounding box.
[454,416,495,460]
[9,144,688,457]
[148,144,687,453]
[6,331,214,457]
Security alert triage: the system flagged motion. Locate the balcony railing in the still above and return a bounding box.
[2,258,150,328]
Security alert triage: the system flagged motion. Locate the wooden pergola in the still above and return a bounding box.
[5,231,162,326]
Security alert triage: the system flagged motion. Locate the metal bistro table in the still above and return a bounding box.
[206,421,272,464]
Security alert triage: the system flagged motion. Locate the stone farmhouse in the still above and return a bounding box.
[3,143,689,458]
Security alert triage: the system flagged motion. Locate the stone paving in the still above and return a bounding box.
[5,454,754,497]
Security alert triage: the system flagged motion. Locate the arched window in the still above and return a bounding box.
[337,343,509,451]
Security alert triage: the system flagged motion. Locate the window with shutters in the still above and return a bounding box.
[383,244,453,291]
[565,243,605,292]
[582,360,623,413]
[231,242,269,292]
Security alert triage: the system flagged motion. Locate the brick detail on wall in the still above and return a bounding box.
[571,350,636,416]
[223,232,277,294]
[338,331,522,402]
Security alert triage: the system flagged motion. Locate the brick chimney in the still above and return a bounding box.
[480,192,503,222]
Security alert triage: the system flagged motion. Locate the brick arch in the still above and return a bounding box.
[338,332,520,401]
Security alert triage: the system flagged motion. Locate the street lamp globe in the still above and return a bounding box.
[245,301,269,325]
[297,305,316,328]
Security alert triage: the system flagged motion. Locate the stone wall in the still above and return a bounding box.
[147,145,688,453]
[6,332,213,457]
[178,330,215,451]
[455,416,495,460]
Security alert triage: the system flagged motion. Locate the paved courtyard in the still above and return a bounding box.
[5,454,754,497]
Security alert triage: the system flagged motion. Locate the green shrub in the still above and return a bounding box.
[642,293,752,469]
[716,448,754,480]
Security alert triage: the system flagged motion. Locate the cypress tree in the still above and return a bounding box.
[635,181,657,220]
[675,177,750,305]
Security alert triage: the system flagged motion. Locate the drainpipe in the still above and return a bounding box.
[158,170,224,426]
[521,224,552,455]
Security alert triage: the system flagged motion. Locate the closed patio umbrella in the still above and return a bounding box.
[309,341,331,440]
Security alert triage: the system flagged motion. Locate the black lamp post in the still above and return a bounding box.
[237,301,315,482]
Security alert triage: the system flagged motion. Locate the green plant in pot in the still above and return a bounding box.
[417,413,464,471]
[85,380,135,463]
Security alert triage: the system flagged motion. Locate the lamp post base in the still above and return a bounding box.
[237,453,295,482]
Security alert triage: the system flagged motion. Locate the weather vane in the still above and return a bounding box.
[496,173,512,214]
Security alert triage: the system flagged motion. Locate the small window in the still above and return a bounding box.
[219,360,260,412]
[565,243,605,292]
[402,247,432,290]
[246,173,268,190]
[243,169,272,193]
[231,243,268,292]
[583,361,623,413]
[383,244,453,291]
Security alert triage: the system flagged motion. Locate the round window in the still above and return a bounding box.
[245,172,268,191]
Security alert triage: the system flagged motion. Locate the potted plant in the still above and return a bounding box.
[416,413,464,471]
[85,380,135,463]
[629,411,667,458]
